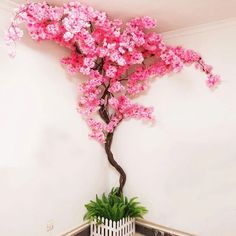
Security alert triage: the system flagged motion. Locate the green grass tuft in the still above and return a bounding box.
[84,188,148,222]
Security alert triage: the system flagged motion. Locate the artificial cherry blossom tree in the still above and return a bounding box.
[6,1,220,194]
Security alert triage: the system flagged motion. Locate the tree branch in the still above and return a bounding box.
[75,42,83,55]
[98,84,127,194]
[105,132,126,195]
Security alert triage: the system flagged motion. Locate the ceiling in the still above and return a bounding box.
[7,0,236,32]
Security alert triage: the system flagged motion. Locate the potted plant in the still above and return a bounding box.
[5,1,220,235]
[84,188,147,235]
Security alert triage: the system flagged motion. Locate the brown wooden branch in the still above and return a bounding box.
[99,105,110,124]
[75,42,83,54]
[105,132,127,195]
[197,58,210,75]
[98,102,127,194]
[89,21,94,33]
[98,83,126,194]
[98,84,110,123]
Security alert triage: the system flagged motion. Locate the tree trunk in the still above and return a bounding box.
[97,82,126,194]
[105,132,126,195]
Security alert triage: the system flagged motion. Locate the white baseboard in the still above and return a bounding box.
[62,219,195,236]
[62,222,89,236]
[136,219,196,236]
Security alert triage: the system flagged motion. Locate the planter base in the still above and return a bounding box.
[90,217,135,236]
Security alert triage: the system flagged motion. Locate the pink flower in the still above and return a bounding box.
[109,96,154,120]
[141,16,157,29]
[130,52,144,64]
[109,81,125,93]
[61,53,83,74]
[46,23,60,35]
[206,75,220,89]
[87,118,106,143]
[63,31,74,41]
[5,23,24,56]
[106,115,122,132]
[5,25,23,45]
[110,52,126,66]
[108,97,119,110]
[83,57,95,68]
[129,16,157,29]
[106,66,117,78]
[160,48,183,72]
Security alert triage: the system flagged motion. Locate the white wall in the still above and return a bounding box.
[109,19,236,236]
[1,1,236,235]
[0,4,109,236]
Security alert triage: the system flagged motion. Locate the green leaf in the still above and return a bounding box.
[84,188,148,221]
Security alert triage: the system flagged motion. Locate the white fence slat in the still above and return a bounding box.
[105,218,108,236]
[117,221,121,236]
[90,217,135,236]
[115,224,117,235]
[90,222,92,236]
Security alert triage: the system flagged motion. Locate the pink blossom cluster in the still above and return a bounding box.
[109,96,154,120]
[87,118,106,143]
[78,71,103,115]
[105,115,123,133]
[6,1,220,143]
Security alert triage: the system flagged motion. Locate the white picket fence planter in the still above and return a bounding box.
[90,217,135,236]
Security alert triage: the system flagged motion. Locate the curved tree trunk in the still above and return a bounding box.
[105,132,126,195]
[97,67,127,194]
